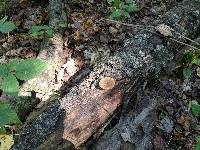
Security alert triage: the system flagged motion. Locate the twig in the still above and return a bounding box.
[102,18,200,50]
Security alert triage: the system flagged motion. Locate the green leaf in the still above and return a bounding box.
[195,137,200,150]
[0,127,6,134]
[1,74,19,96]
[6,59,21,73]
[189,100,200,117]
[125,0,134,4]
[46,29,53,38]
[30,25,53,38]
[0,64,9,78]
[122,11,130,17]
[0,102,20,133]
[110,9,123,19]
[113,0,121,8]
[15,59,48,80]
[183,67,192,79]
[30,25,44,33]
[124,3,137,13]
[0,16,8,25]
[0,21,16,33]
[193,58,200,66]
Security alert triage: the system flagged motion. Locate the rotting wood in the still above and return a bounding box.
[12,0,200,150]
[18,0,69,101]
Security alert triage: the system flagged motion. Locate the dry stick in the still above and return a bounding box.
[174,32,200,46]
[103,18,200,50]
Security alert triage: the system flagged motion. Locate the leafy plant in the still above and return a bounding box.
[183,67,192,80]
[0,102,21,134]
[0,16,16,33]
[182,53,200,79]
[0,58,48,96]
[29,25,53,38]
[107,0,138,20]
[188,100,200,117]
[188,101,200,149]
[195,137,200,150]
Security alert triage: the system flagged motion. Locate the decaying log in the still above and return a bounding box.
[91,82,169,150]
[19,0,68,100]
[12,0,200,149]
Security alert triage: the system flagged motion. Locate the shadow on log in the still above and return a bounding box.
[12,0,200,149]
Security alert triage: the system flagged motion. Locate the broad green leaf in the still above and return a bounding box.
[46,29,53,38]
[113,0,121,8]
[1,74,19,96]
[30,25,44,33]
[0,21,16,33]
[0,16,8,25]
[189,100,200,117]
[110,9,123,19]
[0,64,9,77]
[195,137,200,150]
[6,59,21,73]
[183,67,192,79]
[193,58,200,66]
[0,102,20,128]
[15,59,48,80]
[31,31,44,37]
[0,127,6,134]
[124,3,137,13]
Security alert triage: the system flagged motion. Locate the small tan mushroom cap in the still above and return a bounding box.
[99,77,116,90]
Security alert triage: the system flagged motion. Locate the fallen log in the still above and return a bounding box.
[19,0,68,101]
[12,0,200,149]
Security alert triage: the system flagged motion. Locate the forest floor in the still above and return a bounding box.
[0,0,200,149]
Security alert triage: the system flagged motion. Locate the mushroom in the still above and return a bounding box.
[99,77,116,90]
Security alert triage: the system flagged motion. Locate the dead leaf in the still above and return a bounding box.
[196,67,200,77]
[20,0,30,8]
[153,135,165,150]
[177,113,190,130]
[74,30,81,41]
[109,26,118,36]
[155,24,173,37]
